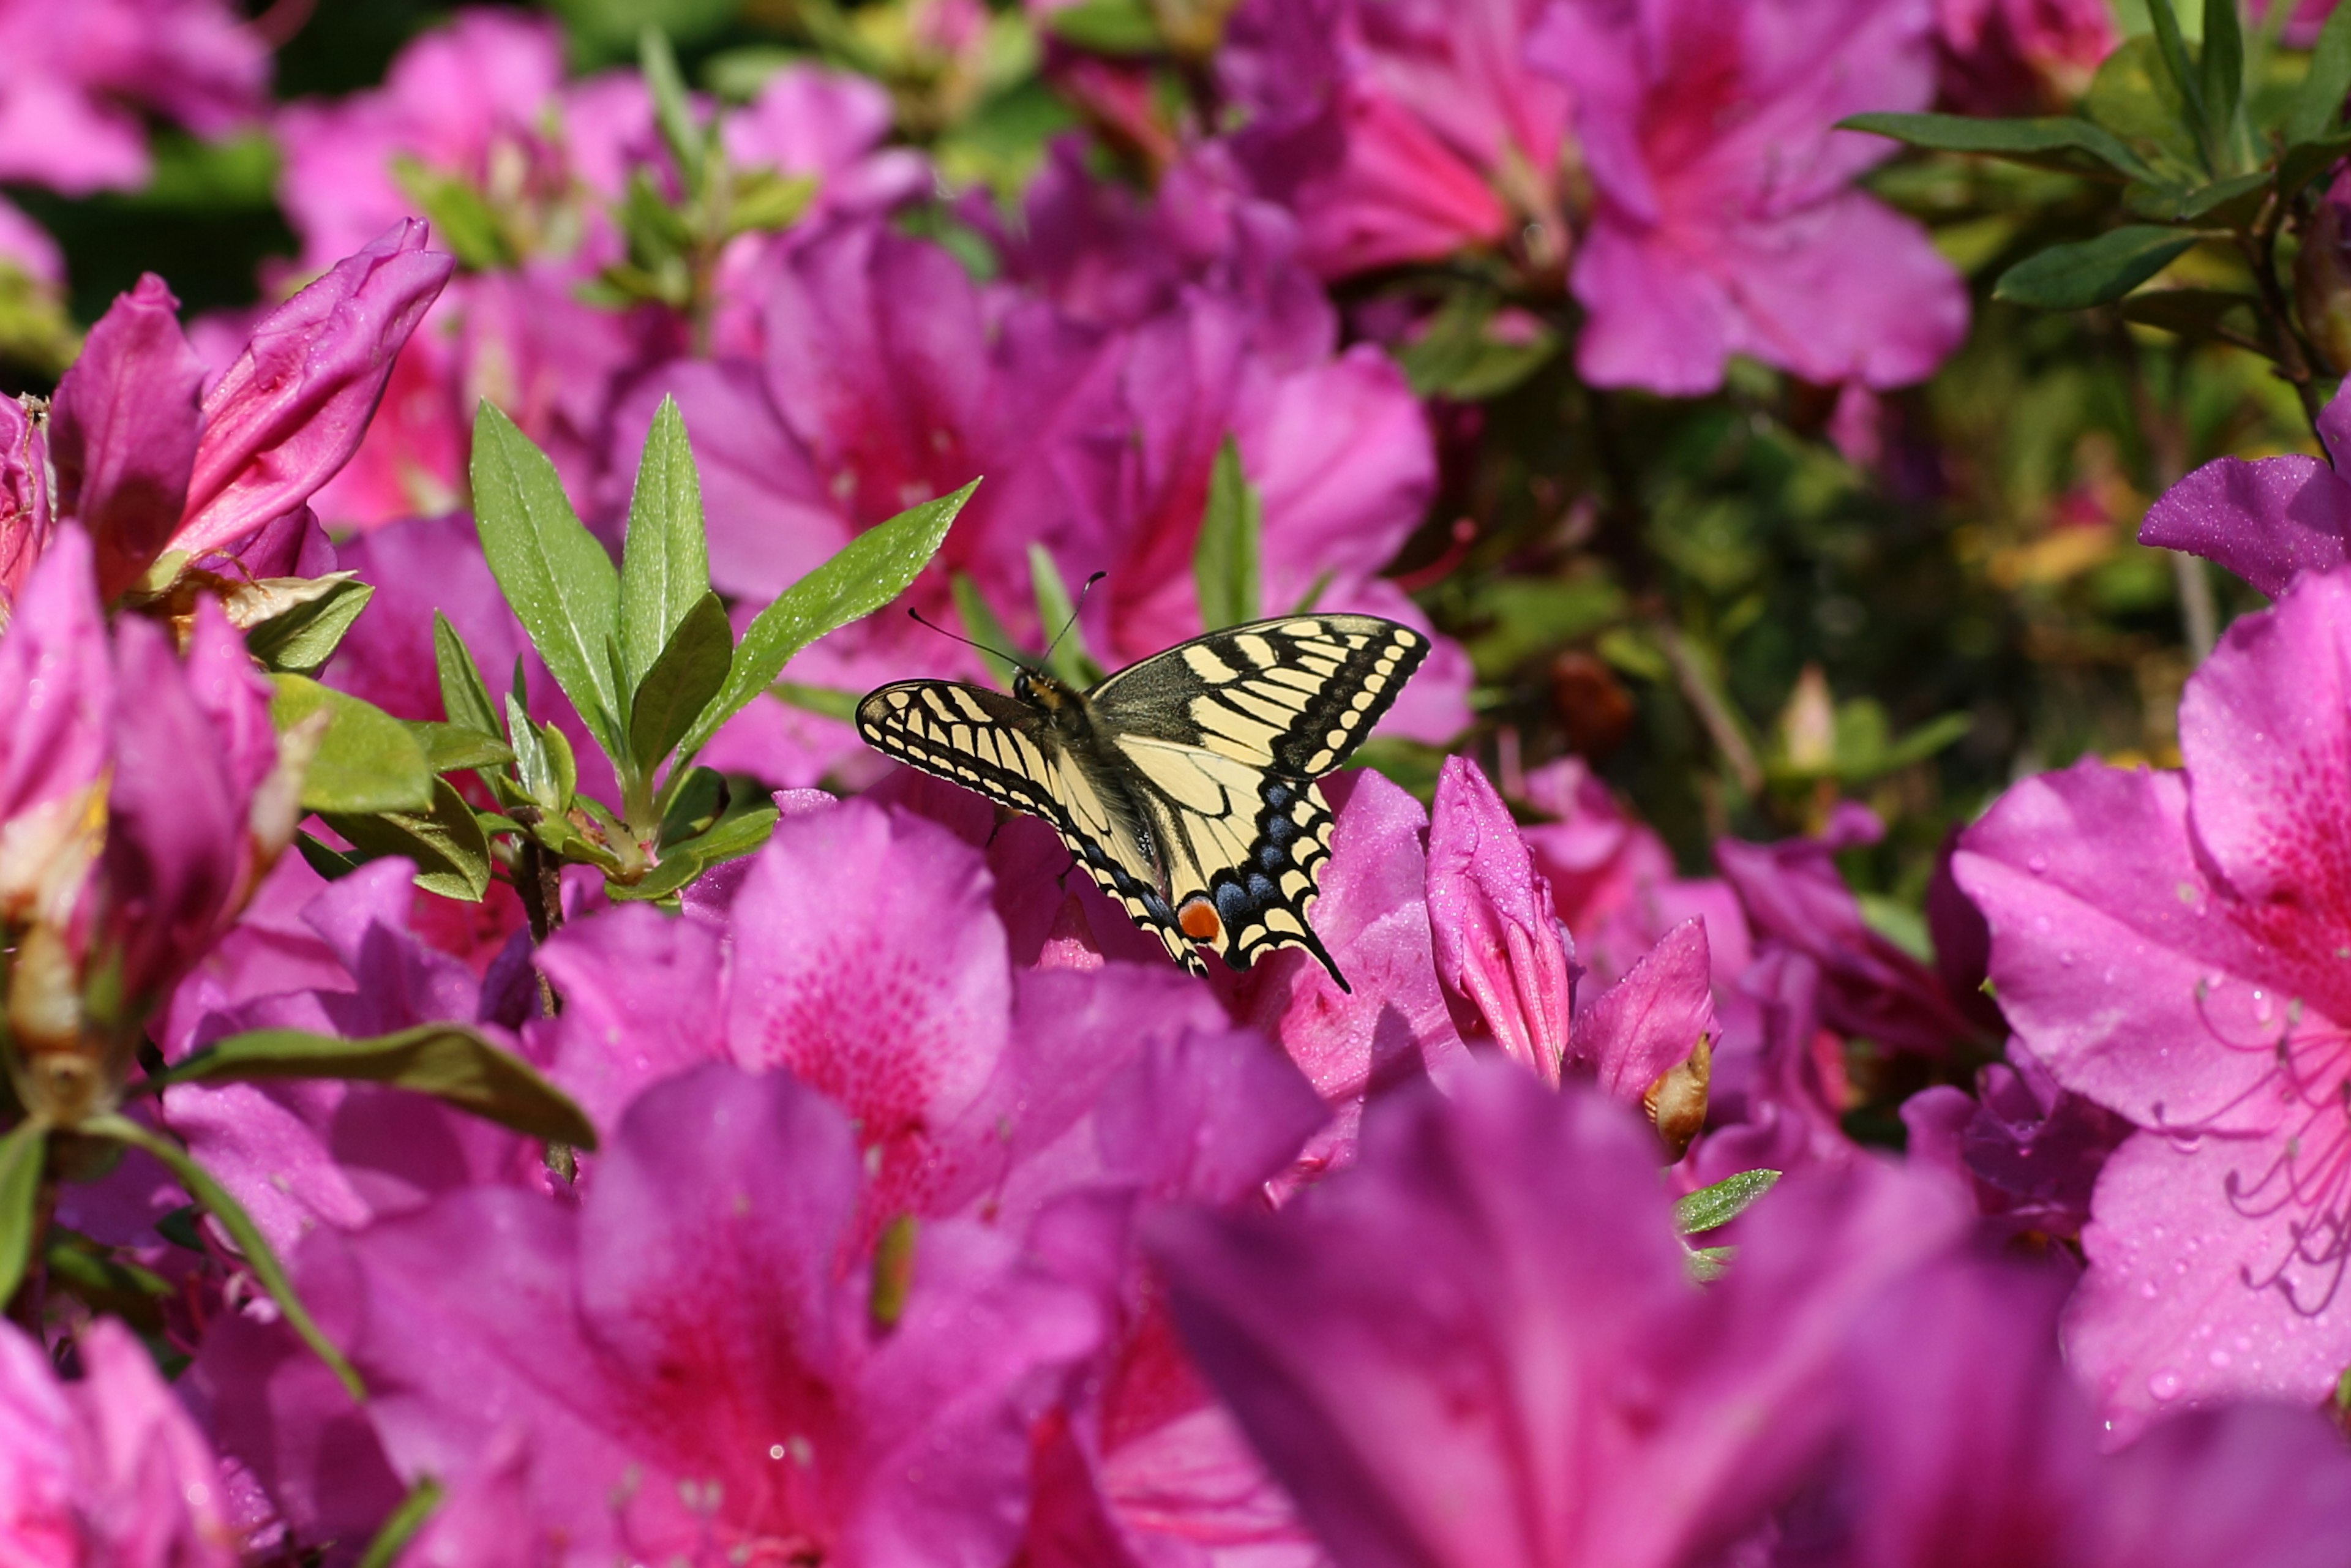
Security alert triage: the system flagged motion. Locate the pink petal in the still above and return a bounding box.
[2138,453,2351,597]
[1426,755,1575,1084]
[1569,917,1714,1104]
[50,272,203,598]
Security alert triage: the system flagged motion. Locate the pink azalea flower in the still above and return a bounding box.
[251,1063,1103,1564]
[2139,378,2351,596]
[1933,0,2117,113]
[0,1316,241,1564]
[1426,754,1578,1084]
[48,224,452,596]
[1901,1042,2132,1244]
[1221,0,1569,278]
[0,394,52,622]
[1717,801,1987,1056]
[1955,567,2351,1437]
[1684,948,1858,1184]
[1526,0,1968,396]
[1148,1058,1969,1568]
[0,0,264,197]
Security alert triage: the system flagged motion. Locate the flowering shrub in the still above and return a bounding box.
[8,0,2351,1561]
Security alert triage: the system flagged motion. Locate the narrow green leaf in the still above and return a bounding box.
[723,170,818,238]
[294,831,361,882]
[404,721,515,775]
[140,1024,599,1149]
[628,592,733,776]
[1992,226,2202,309]
[322,779,495,902]
[0,1123,45,1308]
[389,155,512,270]
[1027,543,1103,686]
[656,765,729,847]
[2289,3,2351,144]
[639,28,708,192]
[1835,112,2159,182]
[243,576,375,675]
[1674,1168,1783,1236]
[356,1478,446,1568]
[2117,285,2264,343]
[2121,167,2270,222]
[678,480,977,757]
[1193,436,1261,632]
[869,1214,917,1328]
[950,572,1021,689]
[1686,1245,1736,1283]
[469,402,624,756]
[85,1114,364,1403]
[1043,0,1161,53]
[768,681,862,721]
[2200,0,2243,162]
[618,396,711,694]
[433,612,502,739]
[270,675,434,815]
[505,696,576,817]
[2144,0,2210,164]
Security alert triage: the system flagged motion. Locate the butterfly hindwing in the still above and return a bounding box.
[855,679,1207,975]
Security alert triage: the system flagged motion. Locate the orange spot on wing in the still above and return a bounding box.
[1177,896,1222,943]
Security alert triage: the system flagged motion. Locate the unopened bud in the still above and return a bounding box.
[1642,1033,1712,1160]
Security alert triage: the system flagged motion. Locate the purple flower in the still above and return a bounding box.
[1526,0,1968,396]
[0,1316,241,1563]
[1717,802,1986,1056]
[1148,1059,1968,1568]
[1933,0,2117,113]
[1426,754,1577,1084]
[2138,379,2351,596]
[0,0,264,197]
[247,1064,1103,1563]
[1220,0,1569,278]
[0,394,52,620]
[1955,566,2351,1436]
[1900,1043,2132,1244]
[50,273,205,600]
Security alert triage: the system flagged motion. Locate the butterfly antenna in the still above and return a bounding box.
[1042,571,1107,665]
[906,605,1032,670]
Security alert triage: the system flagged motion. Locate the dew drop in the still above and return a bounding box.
[2027,853,2050,875]
[2148,1370,2183,1401]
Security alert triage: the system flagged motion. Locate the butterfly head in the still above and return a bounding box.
[1012,665,1082,716]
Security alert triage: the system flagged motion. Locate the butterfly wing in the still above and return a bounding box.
[854,679,1208,975]
[1082,615,1429,988]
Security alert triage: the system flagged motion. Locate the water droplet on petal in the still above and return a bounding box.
[2149,1370,2183,1401]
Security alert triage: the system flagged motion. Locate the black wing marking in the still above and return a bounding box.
[1085,613,1428,778]
[855,679,1209,977]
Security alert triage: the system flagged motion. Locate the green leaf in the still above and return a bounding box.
[2144,0,2211,165]
[2087,35,2208,184]
[724,169,818,238]
[628,591,733,776]
[1043,0,1161,54]
[242,576,375,675]
[2122,167,2269,222]
[388,156,512,271]
[271,675,435,815]
[1194,436,1261,632]
[433,612,503,739]
[639,26,707,192]
[0,1122,45,1308]
[85,1113,364,1403]
[1394,296,1561,402]
[1685,1244,1736,1283]
[294,831,361,882]
[950,572,1021,689]
[1028,543,1104,687]
[1835,111,2161,182]
[656,764,729,846]
[2200,0,2244,162]
[470,402,624,757]
[613,802,778,901]
[2280,129,2351,202]
[141,1024,599,1149]
[1674,1168,1783,1236]
[1992,226,2203,309]
[678,480,977,757]
[768,681,862,721]
[2289,2,2351,144]
[321,779,495,902]
[404,721,516,775]
[356,1478,446,1568]
[2117,285,2265,342]
[506,696,576,817]
[617,396,712,696]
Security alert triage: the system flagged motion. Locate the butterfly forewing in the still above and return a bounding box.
[855,614,1428,989]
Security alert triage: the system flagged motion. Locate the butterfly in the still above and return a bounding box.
[857,614,1428,990]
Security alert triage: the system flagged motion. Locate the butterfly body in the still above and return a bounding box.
[857,614,1428,988]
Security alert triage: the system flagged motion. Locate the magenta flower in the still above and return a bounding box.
[2139,380,2351,596]
[1717,802,1985,1056]
[258,1063,1101,1564]
[1426,754,1577,1084]
[48,224,452,596]
[1933,0,2118,113]
[1901,1043,2132,1244]
[0,1316,241,1564]
[1221,0,1570,278]
[1956,567,2351,1436]
[0,0,264,197]
[1149,1059,1968,1568]
[1526,0,1967,396]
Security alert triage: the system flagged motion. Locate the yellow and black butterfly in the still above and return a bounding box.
[857,614,1427,990]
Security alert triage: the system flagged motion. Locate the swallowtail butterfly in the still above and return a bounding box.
[856,615,1428,989]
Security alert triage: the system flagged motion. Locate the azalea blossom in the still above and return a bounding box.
[1957,566,2351,1436]
[2139,378,2351,596]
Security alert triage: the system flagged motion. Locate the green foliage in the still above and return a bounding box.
[1194,437,1262,632]
[0,1122,45,1308]
[1675,1169,1783,1236]
[270,675,435,816]
[241,575,375,675]
[1995,225,2207,309]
